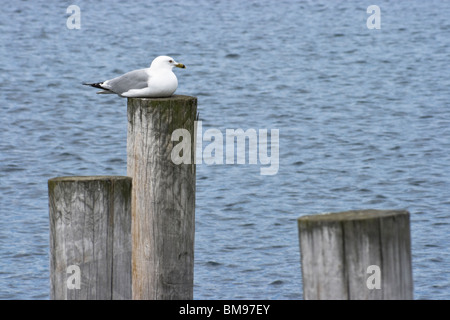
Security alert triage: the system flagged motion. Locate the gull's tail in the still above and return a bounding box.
[83,82,113,94]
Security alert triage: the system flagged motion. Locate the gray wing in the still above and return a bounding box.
[103,69,150,95]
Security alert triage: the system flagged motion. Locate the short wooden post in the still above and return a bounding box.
[298,209,413,300]
[48,176,132,300]
[127,96,197,300]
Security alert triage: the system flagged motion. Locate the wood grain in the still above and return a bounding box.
[48,176,132,300]
[298,209,413,300]
[127,95,197,299]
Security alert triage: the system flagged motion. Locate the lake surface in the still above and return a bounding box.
[0,0,449,299]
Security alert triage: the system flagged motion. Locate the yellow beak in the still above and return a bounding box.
[175,63,186,69]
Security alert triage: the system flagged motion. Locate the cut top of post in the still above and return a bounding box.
[48,176,130,182]
[48,176,132,194]
[298,209,409,223]
[127,95,196,103]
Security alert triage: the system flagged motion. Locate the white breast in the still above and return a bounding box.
[147,70,178,97]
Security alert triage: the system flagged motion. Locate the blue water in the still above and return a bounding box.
[0,0,449,299]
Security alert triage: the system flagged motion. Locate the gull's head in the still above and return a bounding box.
[150,56,186,70]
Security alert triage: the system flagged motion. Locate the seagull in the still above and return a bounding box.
[83,55,186,98]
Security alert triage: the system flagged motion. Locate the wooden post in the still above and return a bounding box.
[127,95,197,300]
[298,209,413,300]
[48,176,132,300]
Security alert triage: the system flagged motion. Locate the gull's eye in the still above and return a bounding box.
[169,60,173,63]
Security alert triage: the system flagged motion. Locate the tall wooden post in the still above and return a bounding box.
[127,95,197,300]
[298,209,413,300]
[48,176,132,300]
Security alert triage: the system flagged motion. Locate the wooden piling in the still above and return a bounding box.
[48,176,132,300]
[298,209,413,300]
[127,95,197,300]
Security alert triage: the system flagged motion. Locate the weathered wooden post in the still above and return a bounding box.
[48,176,132,300]
[298,209,413,300]
[127,95,197,300]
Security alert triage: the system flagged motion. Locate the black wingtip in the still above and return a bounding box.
[83,82,105,89]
